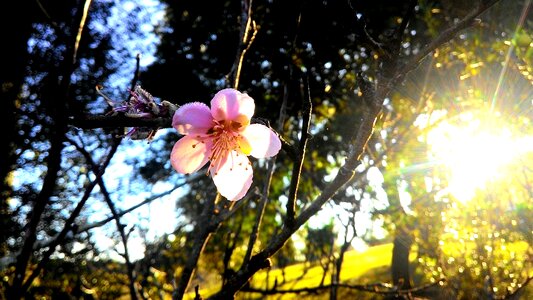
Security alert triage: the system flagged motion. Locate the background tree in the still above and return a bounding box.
[2,0,531,299]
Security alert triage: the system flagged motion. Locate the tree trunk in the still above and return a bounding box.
[330,242,350,300]
[391,228,413,290]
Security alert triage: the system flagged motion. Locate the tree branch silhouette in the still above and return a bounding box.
[173,193,221,300]
[9,0,93,297]
[21,139,120,293]
[208,1,502,298]
[285,75,312,227]
[68,137,139,300]
[400,0,500,77]
[241,279,446,296]
[77,177,198,233]
[242,85,288,266]
[55,1,507,299]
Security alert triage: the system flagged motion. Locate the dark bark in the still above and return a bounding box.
[173,194,221,300]
[330,241,351,300]
[0,1,37,259]
[8,1,93,296]
[391,228,413,291]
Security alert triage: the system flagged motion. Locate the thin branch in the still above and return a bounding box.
[10,111,65,297]
[78,177,195,233]
[393,0,418,44]
[222,217,244,285]
[285,76,312,226]
[231,0,258,89]
[21,140,120,292]
[70,116,299,159]
[211,193,250,226]
[242,82,288,266]
[72,0,92,65]
[35,0,64,39]
[70,115,172,129]
[68,137,138,300]
[67,54,143,299]
[173,194,221,300]
[130,53,142,93]
[241,279,446,296]
[495,276,533,300]
[347,0,384,50]
[401,0,500,76]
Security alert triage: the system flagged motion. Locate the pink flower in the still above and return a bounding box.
[170,88,281,201]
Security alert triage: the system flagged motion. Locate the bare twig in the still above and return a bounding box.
[2,181,189,256]
[400,0,500,77]
[68,137,139,300]
[222,217,244,285]
[393,0,418,44]
[495,276,533,300]
[79,177,195,233]
[72,0,92,64]
[69,53,144,300]
[130,53,142,93]
[242,81,289,266]
[35,0,65,39]
[285,76,312,226]
[347,0,384,50]
[71,114,172,129]
[211,194,250,226]
[231,0,258,89]
[330,205,358,300]
[173,194,221,300]
[21,140,120,292]
[241,279,446,296]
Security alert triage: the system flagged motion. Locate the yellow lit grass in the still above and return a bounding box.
[185,243,397,299]
[185,241,531,299]
[250,243,395,291]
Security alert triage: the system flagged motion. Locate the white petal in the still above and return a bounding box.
[172,102,214,135]
[241,124,282,158]
[170,136,212,174]
[211,151,253,201]
[210,89,255,123]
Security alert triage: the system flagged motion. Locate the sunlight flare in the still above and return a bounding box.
[426,111,533,202]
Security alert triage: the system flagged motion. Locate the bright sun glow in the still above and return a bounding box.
[426,111,533,202]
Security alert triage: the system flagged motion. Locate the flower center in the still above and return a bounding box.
[206,120,245,174]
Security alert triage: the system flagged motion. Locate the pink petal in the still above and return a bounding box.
[241,124,281,158]
[210,89,255,124]
[211,150,253,201]
[170,135,212,174]
[173,102,214,135]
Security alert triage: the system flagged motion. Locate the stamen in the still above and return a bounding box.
[205,119,248,177]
